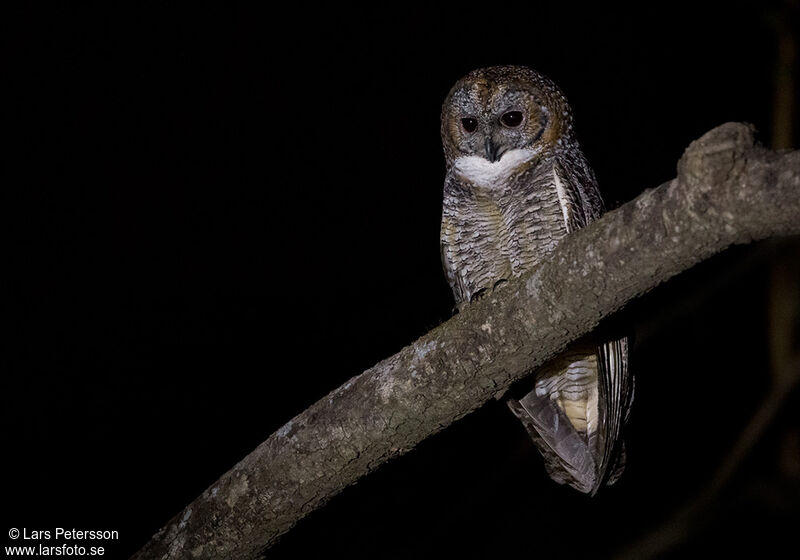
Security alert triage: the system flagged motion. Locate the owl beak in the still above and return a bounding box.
[484,137,500,163]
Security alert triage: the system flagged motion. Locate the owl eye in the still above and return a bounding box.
[500,111,523,127]
[461,117,478,133]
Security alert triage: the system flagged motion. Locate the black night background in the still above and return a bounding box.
[4,2,799,558]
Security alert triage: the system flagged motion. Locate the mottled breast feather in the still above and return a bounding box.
[439,65,633,494]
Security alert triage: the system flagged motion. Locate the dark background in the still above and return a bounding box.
[4,2,799,559]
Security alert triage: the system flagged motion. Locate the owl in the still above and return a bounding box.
[440,65,633,494]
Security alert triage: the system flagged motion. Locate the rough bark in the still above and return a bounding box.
[131,123,800,560]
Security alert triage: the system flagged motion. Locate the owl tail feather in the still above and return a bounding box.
[507,393,598,494]
[507,337,631,495]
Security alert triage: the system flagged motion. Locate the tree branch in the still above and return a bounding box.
[131,123,800,560]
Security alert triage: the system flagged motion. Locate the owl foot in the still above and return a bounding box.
[493,278,508,291]
[470,287,488,303]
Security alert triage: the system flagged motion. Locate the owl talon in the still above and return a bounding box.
[470,288,488,303]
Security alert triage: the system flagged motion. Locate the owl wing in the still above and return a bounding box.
[552,149,605,228]
[507,155,633,493]
[596,336,633,486]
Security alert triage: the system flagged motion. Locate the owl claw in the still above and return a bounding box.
[470,288,488,303]
[469,279,508,305]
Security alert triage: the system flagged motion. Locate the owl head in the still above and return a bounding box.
[440,65,575,167]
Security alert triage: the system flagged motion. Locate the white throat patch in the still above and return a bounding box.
[453,148,537,190]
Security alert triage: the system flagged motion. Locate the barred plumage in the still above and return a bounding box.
[439,65,633,494]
